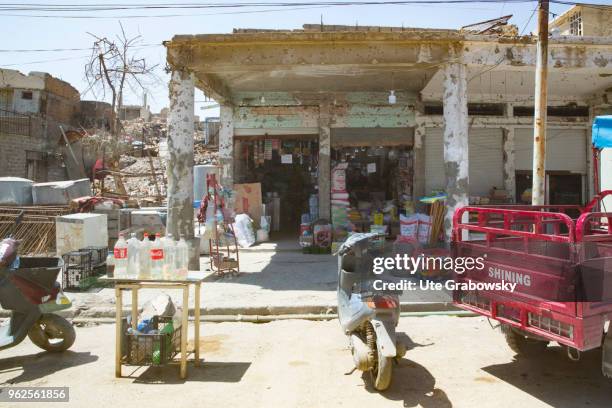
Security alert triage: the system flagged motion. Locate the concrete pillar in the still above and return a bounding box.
[586,106,594,200]
[234,139,244,183]
[219,105,234,188]
[502,127,516,202]
[167,70,198,269]
[442,62,469,240]
[412,116,426,199]
[318,103,332,220]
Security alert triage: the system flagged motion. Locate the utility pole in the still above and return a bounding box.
[532,0,549,205]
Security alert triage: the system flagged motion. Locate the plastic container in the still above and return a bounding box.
[175,236,189,278]
[256,229,269,242]
[122,316,180,366]
[139,233,151,278]
[126,233,140,278]
[113,234,128,278]
[150,233,164,278]
[160,233,175,279]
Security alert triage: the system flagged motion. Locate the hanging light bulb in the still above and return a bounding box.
[388,71,397,104]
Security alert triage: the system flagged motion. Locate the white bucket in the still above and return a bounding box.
[256,229,269,242]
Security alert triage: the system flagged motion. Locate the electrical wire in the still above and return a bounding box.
[0,5,333,18]
[0,44,162,53]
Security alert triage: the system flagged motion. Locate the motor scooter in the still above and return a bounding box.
[336,233,405,391]
[0,212,75,352]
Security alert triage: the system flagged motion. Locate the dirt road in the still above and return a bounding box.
[0,316,610,407]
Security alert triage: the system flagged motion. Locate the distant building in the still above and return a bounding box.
[0,69,80,181]
[78,100,112,130]
[550,4,612,37]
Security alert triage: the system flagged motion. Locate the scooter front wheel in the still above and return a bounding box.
[369,341,393,391]
[28,314,75,352]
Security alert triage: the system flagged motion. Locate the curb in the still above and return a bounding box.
[0,302,459,320]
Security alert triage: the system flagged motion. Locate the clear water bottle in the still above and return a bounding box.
[150,233,164,278]
[126,233,140,278]
[113,233,128,277]
[139,233,151,278]
[161,233,176,279]
[175,235,189,278]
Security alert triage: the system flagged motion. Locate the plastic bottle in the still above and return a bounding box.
[113,233,128,277]
[150,233,164,278]
[126,233,140,278]
[175,235,189,278]
[139,233,151,278]
[161,233,175,279]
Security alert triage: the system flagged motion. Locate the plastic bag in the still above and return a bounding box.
[233,213,256,248]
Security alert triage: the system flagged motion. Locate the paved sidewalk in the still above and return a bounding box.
[4,239,455,319]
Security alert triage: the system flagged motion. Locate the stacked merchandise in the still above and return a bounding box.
[308,194,318,222]
[331,163,350,242]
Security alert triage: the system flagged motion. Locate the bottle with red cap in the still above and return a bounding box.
[150,233,164,278]
[139,233,151,278]
[113,233,128,277]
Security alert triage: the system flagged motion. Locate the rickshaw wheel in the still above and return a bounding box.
[501,324,549,356]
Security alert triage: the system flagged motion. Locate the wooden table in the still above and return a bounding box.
[99,273,204,379]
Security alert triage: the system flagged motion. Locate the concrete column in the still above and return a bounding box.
[412,116,426,199]
[502,127,516,202]
[219,105,234,188]
[442,62,469,240]
[318,103,332,220]
[167,70,198,268]
[234,139,244,184]
[586,106,594,200]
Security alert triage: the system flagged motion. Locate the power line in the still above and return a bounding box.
[0,5,333,18]
[0,44,162,53]
[0,55,93,67]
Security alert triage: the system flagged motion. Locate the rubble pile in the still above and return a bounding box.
[102,117,217,202]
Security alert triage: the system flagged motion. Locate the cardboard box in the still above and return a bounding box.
[233,183,263,227]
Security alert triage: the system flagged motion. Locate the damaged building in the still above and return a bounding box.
[0,69,80,181]
[164,13,612,240]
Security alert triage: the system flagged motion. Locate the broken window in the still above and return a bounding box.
[21,91,33,100]
[569,11,582,36]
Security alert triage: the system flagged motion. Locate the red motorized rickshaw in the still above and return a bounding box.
[452,115,612,375]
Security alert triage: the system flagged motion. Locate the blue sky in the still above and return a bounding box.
[0,0,575,117]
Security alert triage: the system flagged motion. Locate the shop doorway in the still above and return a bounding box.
[515,171,583,205]
[234,135,319,236]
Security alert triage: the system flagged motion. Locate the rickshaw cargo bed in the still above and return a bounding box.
[451,197,612,351]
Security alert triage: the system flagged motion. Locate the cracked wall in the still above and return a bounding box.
[167,70,195,242]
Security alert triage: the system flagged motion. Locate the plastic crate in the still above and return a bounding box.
[122,316,181,366]
[62,250,94,291]
[82,246,108,267]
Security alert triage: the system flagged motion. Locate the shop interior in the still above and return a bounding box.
[234,135,319,235]
[330,137,414,243]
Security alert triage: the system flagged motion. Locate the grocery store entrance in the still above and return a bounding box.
[234,135,319,237]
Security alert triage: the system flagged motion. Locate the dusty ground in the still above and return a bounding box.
[1,315,610,408]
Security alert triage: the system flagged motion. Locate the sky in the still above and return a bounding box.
[0,0,578,119]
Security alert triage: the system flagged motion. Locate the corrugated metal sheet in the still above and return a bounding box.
[424,127,504,196]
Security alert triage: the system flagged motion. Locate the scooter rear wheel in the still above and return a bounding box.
[366,323,393,391]
[370,345,393,391]
[28,314,75,352]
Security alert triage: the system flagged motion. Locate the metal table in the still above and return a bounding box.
[99,273,204,379]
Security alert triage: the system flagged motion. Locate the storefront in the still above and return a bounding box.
[515,128,587,204]
[234,135,319,233]
[330,128,414,241]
